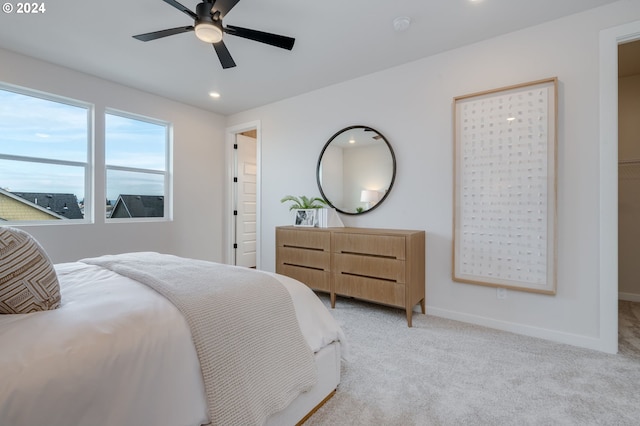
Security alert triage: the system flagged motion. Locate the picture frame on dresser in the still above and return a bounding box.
[452,77,558,295]
[294,209,316,227]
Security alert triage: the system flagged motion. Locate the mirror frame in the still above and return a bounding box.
[316,125,396,215]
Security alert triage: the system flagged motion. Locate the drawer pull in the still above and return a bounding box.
[339,251,397,260]
[283,262,325,272]
[283,244,325,252]
[340,271,397,283]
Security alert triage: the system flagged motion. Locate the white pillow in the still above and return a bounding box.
[0,227,61,314]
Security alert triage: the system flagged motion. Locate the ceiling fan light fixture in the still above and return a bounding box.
[195,21,223,43]
[132,0,295,70]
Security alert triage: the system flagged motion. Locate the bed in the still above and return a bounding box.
[0,228,345,426]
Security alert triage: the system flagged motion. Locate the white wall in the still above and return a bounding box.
[319,145,344,206]
[0,48,227,263]
[227,1,640,351]
[343,144,393,212]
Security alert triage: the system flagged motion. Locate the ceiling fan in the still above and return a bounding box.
[133,0,295,69]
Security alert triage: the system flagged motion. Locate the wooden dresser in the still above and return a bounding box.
[276,226,425,327]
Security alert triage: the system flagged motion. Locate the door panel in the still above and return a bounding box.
[235,134,257,267]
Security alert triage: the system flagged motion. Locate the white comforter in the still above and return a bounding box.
[0,262,345,426]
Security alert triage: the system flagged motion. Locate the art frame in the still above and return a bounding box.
[293,209,317,227]
[452,78,558,294]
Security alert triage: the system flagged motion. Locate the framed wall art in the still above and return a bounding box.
[452,78,558,294]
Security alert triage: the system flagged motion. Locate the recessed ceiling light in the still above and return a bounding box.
[209,91,221,98]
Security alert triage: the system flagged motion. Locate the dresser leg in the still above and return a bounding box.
[330,293,336,308]
[406,307,413,327]
[420,298,425,314]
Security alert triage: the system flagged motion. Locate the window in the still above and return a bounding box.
[105,111,170,220]
[0,84,91,223]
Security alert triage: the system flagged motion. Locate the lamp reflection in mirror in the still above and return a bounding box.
[360,189,380,209]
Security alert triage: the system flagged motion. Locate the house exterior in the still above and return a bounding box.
[110,195,164,219]
[0,189,65,221]
[11,192,83,220]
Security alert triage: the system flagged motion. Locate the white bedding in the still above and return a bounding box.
[0,261,345,426]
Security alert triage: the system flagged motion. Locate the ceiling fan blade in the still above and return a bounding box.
[213,41,237,69]
[212,0,241,18]
[162,0,197,20]
[225,25,295,50]
[133,26,194,42]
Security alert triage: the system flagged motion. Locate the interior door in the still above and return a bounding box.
[235,134,257,267]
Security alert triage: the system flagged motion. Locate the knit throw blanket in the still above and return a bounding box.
[81,252,317,426]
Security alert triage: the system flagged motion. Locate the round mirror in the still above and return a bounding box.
[317,125,396,215]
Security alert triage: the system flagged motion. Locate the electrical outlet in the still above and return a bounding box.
[497,288,507,299]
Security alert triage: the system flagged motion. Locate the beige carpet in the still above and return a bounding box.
[619,300,640,357]
[305,297,640,426]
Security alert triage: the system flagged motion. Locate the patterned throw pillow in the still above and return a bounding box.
[0,227,61,314]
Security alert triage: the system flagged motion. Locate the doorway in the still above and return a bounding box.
[226,121,261,269]
[618,40,640,301]
[617,39,640,356]
[600,19,640,354]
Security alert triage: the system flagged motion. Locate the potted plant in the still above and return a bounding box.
[280,195,328,210]
[280,195,328,227]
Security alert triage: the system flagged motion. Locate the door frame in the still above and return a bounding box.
[599,19,640,354]
[225,120,261,268]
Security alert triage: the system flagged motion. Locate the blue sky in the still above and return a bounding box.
[0,89,166,202]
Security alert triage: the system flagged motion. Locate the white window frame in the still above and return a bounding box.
[0,82,93,225]
[104,108,172,223]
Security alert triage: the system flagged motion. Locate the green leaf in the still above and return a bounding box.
[280,194,328,210]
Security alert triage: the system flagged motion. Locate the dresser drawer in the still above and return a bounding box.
[276,264,331,292]
[333,233,406,259]
[334,274,405,307]
[277,246,330,271]
[277,228,331,251]
[333,253,405,283]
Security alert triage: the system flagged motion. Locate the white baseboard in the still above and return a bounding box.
[426,306,612,353]
[619,292,640,302]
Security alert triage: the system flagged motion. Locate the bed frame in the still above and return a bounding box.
[265,342,341,425]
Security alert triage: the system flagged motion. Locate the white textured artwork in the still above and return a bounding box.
[453,79,556,293]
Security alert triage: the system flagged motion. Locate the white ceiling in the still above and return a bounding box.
[0,0,621,116]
